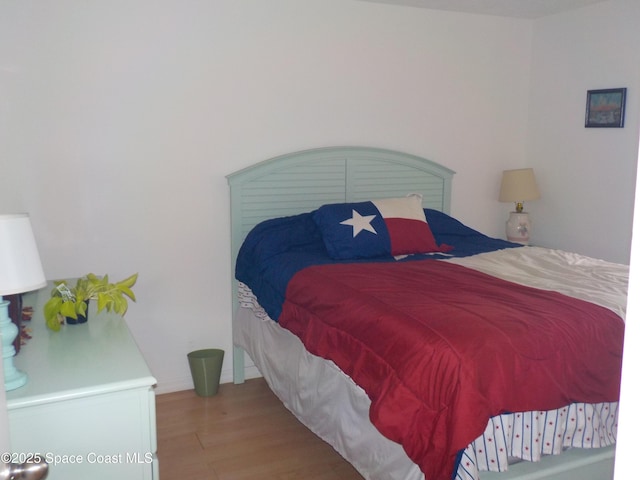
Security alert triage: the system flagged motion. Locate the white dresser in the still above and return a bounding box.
[6,285,158,480]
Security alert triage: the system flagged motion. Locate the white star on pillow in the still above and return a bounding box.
[340,209,377,237]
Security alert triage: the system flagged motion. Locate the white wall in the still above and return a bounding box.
[2,0,637,394]
[527,0,640,264]
[0,0,534,391]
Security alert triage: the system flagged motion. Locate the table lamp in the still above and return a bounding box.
[0,214,47,391]
[499,168,540,245]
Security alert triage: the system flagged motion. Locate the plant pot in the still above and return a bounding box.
[66,301,89,325]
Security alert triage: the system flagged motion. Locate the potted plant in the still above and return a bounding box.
[44,273,138,331]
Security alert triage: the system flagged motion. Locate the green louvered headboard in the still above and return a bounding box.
[226,146,455,383]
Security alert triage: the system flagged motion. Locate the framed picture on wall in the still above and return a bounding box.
[585,87,627,128]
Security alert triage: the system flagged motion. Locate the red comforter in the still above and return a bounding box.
[279,260,624,480]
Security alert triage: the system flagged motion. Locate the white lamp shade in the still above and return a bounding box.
[0,214,47,295]
[499,168,540,204]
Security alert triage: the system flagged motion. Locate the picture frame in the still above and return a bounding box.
[585,87,627,128]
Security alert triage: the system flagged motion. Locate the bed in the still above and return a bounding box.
[226,146,627,480]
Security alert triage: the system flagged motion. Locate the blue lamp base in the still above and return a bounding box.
[0,297,28,391]
[3,365,27,391]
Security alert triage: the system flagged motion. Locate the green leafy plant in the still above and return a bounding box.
[44,273,138,331]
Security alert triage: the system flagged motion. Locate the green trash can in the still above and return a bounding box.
[187,349,225,397]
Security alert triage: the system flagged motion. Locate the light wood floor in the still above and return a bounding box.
[156,378,364,480]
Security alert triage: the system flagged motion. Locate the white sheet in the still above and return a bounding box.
[235,246,627,480]
[446,246,628,320]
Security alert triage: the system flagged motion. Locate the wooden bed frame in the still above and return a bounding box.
[226,146,615,480]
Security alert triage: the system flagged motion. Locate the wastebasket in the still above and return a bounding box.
[187,349,225,397]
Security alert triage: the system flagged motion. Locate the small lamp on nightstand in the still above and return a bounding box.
[0,214,47,391]
[499,168,540,245]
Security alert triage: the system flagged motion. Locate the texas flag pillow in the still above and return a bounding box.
[313,195,453,260]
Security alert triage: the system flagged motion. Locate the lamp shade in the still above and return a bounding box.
[499,168,540,203]
[0,214,47,295]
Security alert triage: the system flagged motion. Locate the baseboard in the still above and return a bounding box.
[154,365,263,395]
[154,377,193,395]
[241,364,262,381]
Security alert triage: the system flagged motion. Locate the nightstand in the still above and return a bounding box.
[6,282,158,480]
